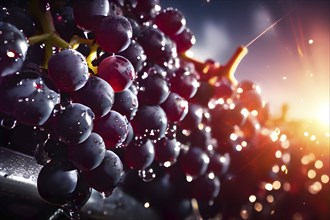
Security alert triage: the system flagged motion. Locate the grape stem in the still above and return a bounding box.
[28,0,71,68]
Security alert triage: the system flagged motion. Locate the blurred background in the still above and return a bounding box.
[163,0,329,129]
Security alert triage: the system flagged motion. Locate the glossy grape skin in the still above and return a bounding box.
[154,137,180,165]
[179,103,203,130]
[120,122,134,148]
[190,174,220,202]
[124,139,155,170]
[154,7,186,36]
[93,110,129,149]
[12,86,60,126]
[138,26,177,67]
[70,75,115,118]
[94,15,132,53]
[47,49,89,93]
[161,92,188,122]
[73,0,109,30]
[0,73,40,115]
[179,146,209,178]
[190,81,215,107]
[131,105,168,140]
[111,88,138,120]
[136,64,170,105]
[52,103,94,144]
[132,0,161,23]
[97,55,135,92]
[37,160,80,205]
[82,150,123,194]
[117,40,146,73]
[0,22,28,77]
[170,27,195,54]
[168,67,199,100]
[207,153,230,177]
[68,132,106,171]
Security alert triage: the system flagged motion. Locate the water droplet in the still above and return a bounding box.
[138,168,156,182]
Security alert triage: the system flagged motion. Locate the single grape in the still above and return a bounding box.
[154,136,180,166]
[97,55,135,92]
[73,0,110,30]
[179,146,209,178]
[132,0,161,22]
[94,15,132,53]
[68,132,106,171]
[52,103,94,144]
[82,150,123,195]
[170,27,195,54]
[179,103,203,130]
[188,126,212,150]
[167,67,199,99]
[154,7,186,36]
[0,21,28,77]
[93,110,129,149]
[131,105,168,140]
[124,139,155,170]
[70,75,115,118]
[111,88,138,120]
[37,160,80,205]
[12,86,60,126]
[0,72,41,115]
[47,49,89,93]
[136,64,170,105]
[160,92,188,122]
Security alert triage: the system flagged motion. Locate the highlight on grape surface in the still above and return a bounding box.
[0,0,329,220]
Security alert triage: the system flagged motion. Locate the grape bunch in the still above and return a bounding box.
[0,1,328,220]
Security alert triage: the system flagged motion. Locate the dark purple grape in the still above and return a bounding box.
[93,110,129,149]
[168,67,199,99]
[68,132,106,171]
[12,86,60,126]
[154,137,180,166]
[154,7,186,36]
[131,105,167,140]
[137,64,170,105]
[0,22,28,77]
[137,26,177,67]
[126,17,142,39]
[170,27,195,54]
[132,0,161,22]
[0,73,41,115]
[37,160,79,205]
[124,139,155,170]
[70,75,115,118]
[160,92,188,122]
[190,81,215,107]
[44,138,68,160]
[0,7,36,37]
[82,150,123,195]
[73,0,109,30]
[52,103,94,144]
[47,49,89,93]
[94,15,132,53]
[179,146,209,178]
[190,174,220,202]
[207,153,230,177]
[111,88,138,120]
[179,103,203,130]
[53,6,85,42]
[97,55,135,92]
[189,126,212,150]
[117,40,146,73]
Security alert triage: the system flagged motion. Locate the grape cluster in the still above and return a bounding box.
[0,1,328,220]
